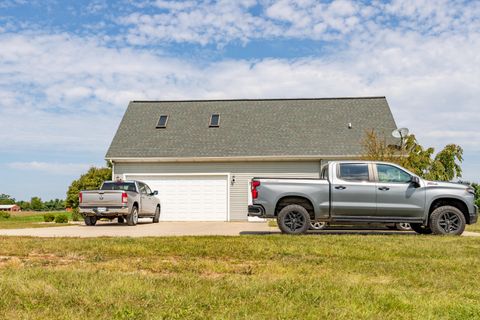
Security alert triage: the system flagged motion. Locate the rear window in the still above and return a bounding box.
[338,164,370,182]
[101,182,137,192]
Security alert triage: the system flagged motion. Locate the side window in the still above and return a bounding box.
[138,183,147,195]
[377,164,411,183]
[144,184,152,195]
[338,163,370,182]
[320,166,328,180]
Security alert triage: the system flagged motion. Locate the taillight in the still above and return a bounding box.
[122,192,128,203]
[79,192,82,203]
[251,180,260,199]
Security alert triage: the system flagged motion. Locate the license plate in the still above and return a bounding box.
[97,207,106,213]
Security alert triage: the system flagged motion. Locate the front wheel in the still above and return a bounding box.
[395,223,412,231]
[429,206,466,235]
[126,206,139,226]
[84,216,97,226]
[310,221,327,230]
[277,204,310,235]
[153,206,160,223]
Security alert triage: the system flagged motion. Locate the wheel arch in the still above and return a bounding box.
[428,197,470,224]
[275,195,316,220]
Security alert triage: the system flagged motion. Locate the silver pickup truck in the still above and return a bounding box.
[249,161,478,235]
[79,180,161,226]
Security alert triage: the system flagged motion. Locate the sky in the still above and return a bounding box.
[0,0,479,201]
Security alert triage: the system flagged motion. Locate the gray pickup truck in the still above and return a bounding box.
[79,180,161,226]
[248,161,478,235]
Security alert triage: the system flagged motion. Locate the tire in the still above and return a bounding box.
[429,205,466,235]
[84,216,97,226]
[153,206,160,223]
[310,221,327,230]
[395,223,412,231]
[126,206,139,226]
[277,204,310,235]
[118,216,124,224]
[410,223,433,235]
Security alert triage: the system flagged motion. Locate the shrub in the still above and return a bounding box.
[55,214,69,224]
[43,213,55,222]
[0,211,11,219]
[72,208,81,221]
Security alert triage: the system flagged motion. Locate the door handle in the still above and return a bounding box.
[335,186,346,190]
[378,187,390,191]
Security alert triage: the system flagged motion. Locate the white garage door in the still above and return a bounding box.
[124,174,229,221]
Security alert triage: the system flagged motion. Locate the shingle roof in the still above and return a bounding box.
[106,97,398,159]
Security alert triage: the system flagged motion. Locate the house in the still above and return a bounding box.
[106,97,398,221]
[0,204,20,212]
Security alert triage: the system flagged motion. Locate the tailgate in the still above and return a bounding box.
[81,190,124,207]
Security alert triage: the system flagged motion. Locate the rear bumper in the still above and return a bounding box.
[248,205,265,217]
[469,205,478,224]
[79,206,130,217]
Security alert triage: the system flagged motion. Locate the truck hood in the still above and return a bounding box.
[424,180,467,190]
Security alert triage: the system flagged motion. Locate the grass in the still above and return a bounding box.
[1,235,480,319]
[0,211,74,229]
[466,223,480,232]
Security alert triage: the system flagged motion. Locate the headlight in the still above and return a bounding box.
[466,187,475,195]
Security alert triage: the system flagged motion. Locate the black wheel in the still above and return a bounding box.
[126,206,138,226]
[309,221,327,230]
[153,206,160,223]
[84,216,97,226]
[429,206,466,235]
[277,204,310,235]
[118,216,124,224]
[410,223,432,235]
[395,223,412,231]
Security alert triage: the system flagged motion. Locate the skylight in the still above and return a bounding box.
[209,114,220,127]
[156,115,168,128]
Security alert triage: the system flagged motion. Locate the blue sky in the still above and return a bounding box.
[0,0,479,201]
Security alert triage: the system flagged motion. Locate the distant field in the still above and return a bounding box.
[0,211,74,229]
[0,235,479,319]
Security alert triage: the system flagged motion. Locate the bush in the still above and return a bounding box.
[43,213,55,222]
[0,211,11,219]
[72,208,81,221]
[54,214,69,224]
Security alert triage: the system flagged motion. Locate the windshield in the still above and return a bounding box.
[101,182,137,192]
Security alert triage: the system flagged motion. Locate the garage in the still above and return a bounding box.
[123,174,229,221]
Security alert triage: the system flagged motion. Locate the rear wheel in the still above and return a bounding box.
[126,206,138,226]
[410,223,432,235]
[277,204,310,235]
[429,206,466,235]
[153,206,160,223]
[84,216,97,226]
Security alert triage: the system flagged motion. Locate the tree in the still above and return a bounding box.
[362,129,463,181]
[0,194,16,205]
[66,166,112,208]
[30,197,44,211]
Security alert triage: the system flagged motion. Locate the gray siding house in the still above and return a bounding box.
[106,97,397,221]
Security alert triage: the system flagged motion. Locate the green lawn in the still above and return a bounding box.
[466,223,480,233]
[1,235,479,319]
[0,211,74,229]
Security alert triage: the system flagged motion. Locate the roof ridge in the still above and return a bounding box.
[131,96,386,103]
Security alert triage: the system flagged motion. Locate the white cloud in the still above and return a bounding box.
[7,162,92,175]
[118,1,480,45]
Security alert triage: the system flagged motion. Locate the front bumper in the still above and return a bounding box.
[79,206,130,217]
[248,205,265,217]
[470,205,478,224]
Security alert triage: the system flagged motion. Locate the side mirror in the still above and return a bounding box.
[153,190,158,195]
[410,176,420,187]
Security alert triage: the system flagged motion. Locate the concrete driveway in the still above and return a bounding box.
[0,220,478,237]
